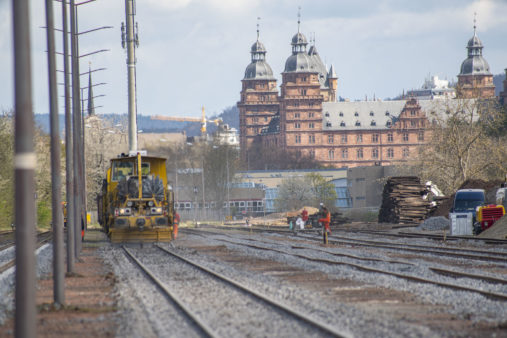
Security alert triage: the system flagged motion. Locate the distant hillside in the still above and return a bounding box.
[35,105,239,137]
[494,73,506,97]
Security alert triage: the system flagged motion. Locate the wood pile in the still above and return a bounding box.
[378,176,430,225]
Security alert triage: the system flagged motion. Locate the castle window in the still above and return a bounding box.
[295,112,300,118]
[309,112,314,118]
[418,131,424,141]
[387,133,393,142]
[411,120,416,127]
[308,134,315,144]
[357,149,363,159]
[410,110,416,116]
[309,122,315,129]
[340,121,346,127]
[357,134,363,143]
[355,121,361,126]
[326,122,332,127]
[371,120,376,126]
[341,149,348,159]
[403,148,409,158]
[403,133,409,142]
[300,89,307,95]
[370,111,374,116]
[372,133,379,142]
[339,112,343,117]
[372,148,379,159]
[302,77,307,82]
[386,121,392,127]
[328,149,334,160]
[328,134,334,144]
[341,134,347,144]
[295,135,301,144]
[253,117,258,123]
[325,112,330,117]
[264,117,268,122]
[294,102,299,107]
[295,122,301,129]
[354,112,359,117]
[387,148,394,158]
[385,111,390,116]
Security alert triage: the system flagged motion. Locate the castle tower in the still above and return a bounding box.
[327,64,338,102]
[237,20,279,164]
[279,12,323,159]
[457,16,495,99]
[500,68,507,107]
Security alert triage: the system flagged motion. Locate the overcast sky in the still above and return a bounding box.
[0,0,506,118]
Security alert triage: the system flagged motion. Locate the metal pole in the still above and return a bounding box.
[62,0,75,273]
[12,0,37,336]
[226,147,230,217]
[45,0,65,305]
[70,0,82,257]
[125,0,137,152]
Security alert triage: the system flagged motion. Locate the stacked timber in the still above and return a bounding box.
[378,176,430,225]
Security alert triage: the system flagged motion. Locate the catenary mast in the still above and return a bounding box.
[122,0,139,152]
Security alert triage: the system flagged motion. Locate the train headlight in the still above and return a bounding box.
[119,208,131,216]
[150,207,163,215]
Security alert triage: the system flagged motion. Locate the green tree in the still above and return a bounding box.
[0,113,14,228]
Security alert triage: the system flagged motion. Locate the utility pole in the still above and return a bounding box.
[122,0,139,152]
[12,0,37,336]
[45,0,65,305]
[62,0,75,273]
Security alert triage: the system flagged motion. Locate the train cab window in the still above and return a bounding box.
[141,163,150,176]
[112,161,134,181]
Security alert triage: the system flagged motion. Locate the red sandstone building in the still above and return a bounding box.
[238,22,499,168]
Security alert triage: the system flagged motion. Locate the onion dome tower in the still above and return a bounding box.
[238,18,279,164]
[457,14,495,98]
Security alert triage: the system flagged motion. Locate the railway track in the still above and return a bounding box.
[123,245,350,337]
[0,231,52,274]
[182,228,507,302]
[198,225,507,263]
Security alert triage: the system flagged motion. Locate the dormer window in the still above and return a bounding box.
[340,121,346,127]
[386,121,392,127]
[354,112,359,117]
[370,111,374,116]
[385,111,390,116]
[370,120,376,126]
[339,112,343,117]
[324,112,330,117]
[326,122,332,127]
[355,121,361,126]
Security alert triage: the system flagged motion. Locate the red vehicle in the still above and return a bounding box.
[475,205,505,234]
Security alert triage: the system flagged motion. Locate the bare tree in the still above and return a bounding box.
[414,98,507,194]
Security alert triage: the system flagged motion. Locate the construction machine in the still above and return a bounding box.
[151,106,221,136]
[97,151,174,242]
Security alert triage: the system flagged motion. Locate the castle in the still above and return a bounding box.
[237,19,499,168]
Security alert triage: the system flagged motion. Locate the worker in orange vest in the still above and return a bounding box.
[318,205,331,236]
[173,212,180,239]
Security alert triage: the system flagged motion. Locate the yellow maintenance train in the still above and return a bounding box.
[97,152,174,242]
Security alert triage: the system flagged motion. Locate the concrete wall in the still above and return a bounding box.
[347,165,399,209]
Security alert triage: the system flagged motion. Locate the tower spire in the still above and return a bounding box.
[473,12,477,35]
[297,6,301,33]
[256,16,260,41]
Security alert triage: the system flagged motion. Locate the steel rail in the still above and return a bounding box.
[155,244,351,338]
[193,225,507,262]
[186,230,507,287]
[186,231,507,301]
[0,231,53,274]
[122,246,219,338]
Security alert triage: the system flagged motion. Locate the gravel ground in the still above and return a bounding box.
[175,231,507,333]
[417,216,450,231]
[0,244,52,325]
